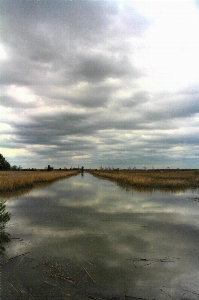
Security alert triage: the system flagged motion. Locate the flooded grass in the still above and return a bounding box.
[0,170,79,194]
[89,169,199,190]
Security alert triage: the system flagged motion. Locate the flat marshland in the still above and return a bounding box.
[0,170,79,193]
[90,169,199,190]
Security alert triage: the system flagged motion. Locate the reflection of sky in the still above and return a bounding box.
[4,173,199,299]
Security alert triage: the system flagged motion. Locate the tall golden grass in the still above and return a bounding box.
[0,170,79,193]
[89,169,199,190]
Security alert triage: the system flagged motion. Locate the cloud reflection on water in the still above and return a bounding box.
[4,173,199,299]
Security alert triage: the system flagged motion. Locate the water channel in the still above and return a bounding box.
[1,172,199,299]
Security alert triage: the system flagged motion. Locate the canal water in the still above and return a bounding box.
[1,172,199,299]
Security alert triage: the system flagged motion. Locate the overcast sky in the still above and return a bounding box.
[1,0,199,169]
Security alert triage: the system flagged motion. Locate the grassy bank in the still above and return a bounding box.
[89,169,199,191]
[0,170,79,193]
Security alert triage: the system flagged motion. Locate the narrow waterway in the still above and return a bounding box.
[1,172,199,299]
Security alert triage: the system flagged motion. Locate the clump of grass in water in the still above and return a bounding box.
[0,201,11,231]
[0,200,11,255]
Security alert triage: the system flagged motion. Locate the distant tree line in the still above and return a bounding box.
[0,155,83,171]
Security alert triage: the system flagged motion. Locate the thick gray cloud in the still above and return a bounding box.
[0,0,199,169]
[0,95,36,108]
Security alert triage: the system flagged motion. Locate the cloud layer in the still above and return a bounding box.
[1,0,199,168]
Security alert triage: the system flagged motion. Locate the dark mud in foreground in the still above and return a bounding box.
[1,173,199,299]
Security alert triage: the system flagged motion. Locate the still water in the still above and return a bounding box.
[1,173,199,299]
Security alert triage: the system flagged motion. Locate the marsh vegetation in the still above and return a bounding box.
[0,170,79,194]
[89,169,199,191]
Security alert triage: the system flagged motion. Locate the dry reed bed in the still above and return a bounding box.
[0,170,79,193]
[90,170,199,190]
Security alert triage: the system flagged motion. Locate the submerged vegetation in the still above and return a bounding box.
[0,170,79,194]
[89,169,199,191]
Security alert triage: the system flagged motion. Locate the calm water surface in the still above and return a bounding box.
[1,173,199,299]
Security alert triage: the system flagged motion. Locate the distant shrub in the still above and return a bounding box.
[0,154,11,170]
